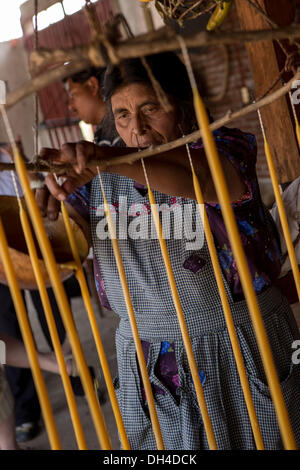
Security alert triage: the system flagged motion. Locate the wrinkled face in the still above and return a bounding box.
[111,83,181,148]
[66,78,105,125]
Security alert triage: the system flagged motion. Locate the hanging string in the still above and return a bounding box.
[139,152,218,450]
[177,34,297,450]
[33,0,39,161]
[0,107,112,449]
[0,103,90,449]
[244,0,279,28]
[180,130,264,448]
[0,104,62,450]
[288,89,300,148]
[257,106,300,302]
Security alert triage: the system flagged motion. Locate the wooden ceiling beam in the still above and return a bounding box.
[236,0,300,183]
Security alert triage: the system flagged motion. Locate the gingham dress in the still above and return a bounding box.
[89,168,300,450]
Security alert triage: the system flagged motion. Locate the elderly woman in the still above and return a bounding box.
[40,52,300,450]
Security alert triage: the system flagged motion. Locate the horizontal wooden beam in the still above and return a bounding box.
[5,24,300,110]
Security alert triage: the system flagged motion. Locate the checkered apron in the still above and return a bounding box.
[90,174,300,450]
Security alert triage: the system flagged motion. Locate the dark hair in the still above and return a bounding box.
[102,52,199,131]
[63,66,106,85]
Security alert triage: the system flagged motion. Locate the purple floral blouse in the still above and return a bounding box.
[195,127,282,302]
[67,127,283,402]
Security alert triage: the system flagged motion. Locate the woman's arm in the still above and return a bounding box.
[40,141,246,204]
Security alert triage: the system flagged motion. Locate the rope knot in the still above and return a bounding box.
[285,51,300,74]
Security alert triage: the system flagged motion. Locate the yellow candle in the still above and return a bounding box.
[146,184,218,450]
[60,201,130,450]
[192,89,297,450]
[19,204,87,450]
[98,177,165,450]
[263,138,300,301]
[0,217,61,450]
[14,150,111,450]
[191,166,264,449]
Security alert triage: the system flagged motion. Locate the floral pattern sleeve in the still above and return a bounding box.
[191,126,282,301]
[66,183,91,223]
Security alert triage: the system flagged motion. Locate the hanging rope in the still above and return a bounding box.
[33,0,39,161]
[182,137,264,449]
[1,115,113,448]
[55,177,130,450]
[0,104,62,450]
[0,117,88,449]
[289,88,300,147]
[257,107,300,302]
[177,35,297,450]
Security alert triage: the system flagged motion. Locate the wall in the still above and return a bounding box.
[0,39,37,158]
[0,2,280,206]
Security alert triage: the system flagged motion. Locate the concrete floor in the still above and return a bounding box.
[18,293,300,450]
[23,292,121,450]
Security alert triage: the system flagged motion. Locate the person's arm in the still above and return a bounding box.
[0,333,61,374]
[40,141,246,204]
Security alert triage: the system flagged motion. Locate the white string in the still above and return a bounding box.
[10,169,22,202]
[0,104,18,155]
[178,124,195,173]
[140,158,150,188]
[133,135,151,188]
[0,104,22,202]
[96,165,117,240]
[185,142,195,171]
[96,165,105,193]
[177,35,197,91]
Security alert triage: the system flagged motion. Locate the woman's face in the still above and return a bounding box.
[111,83,182,148]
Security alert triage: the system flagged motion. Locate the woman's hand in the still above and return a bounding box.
[35,187,60,220]
[39,141,99,201]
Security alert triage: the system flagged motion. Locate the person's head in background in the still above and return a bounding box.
[64,67,106,125]
[102,52,211,148]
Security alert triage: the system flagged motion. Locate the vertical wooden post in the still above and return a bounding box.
[235,0,300,183]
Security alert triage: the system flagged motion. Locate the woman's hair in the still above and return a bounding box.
[102,52,199,131]
[63,66,106,85]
